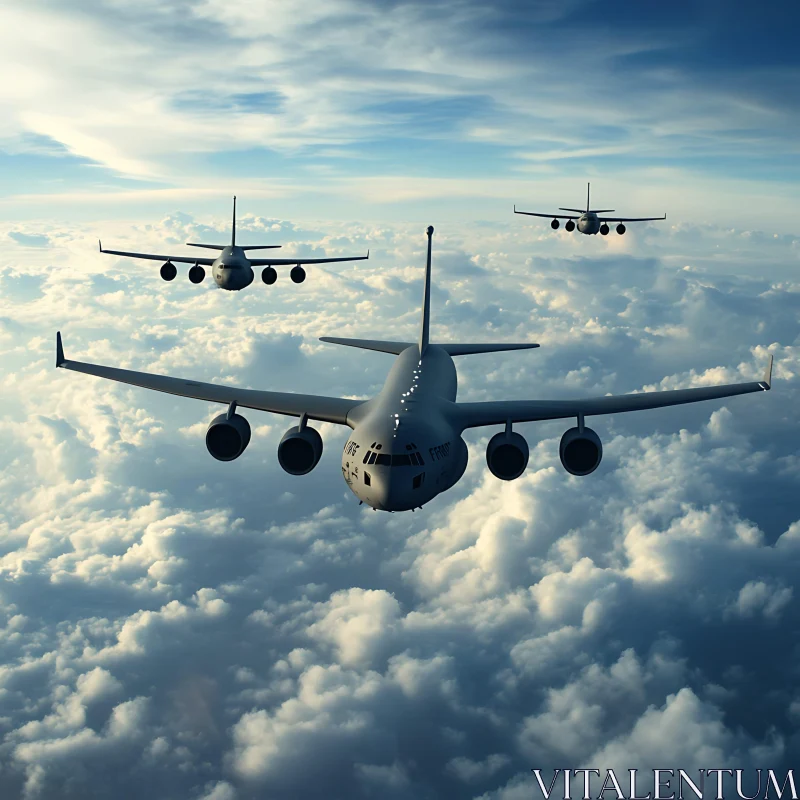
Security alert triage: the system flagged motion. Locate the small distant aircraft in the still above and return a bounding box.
[98,197,369,290]
[57,226,772,513]
[514,183,666,235]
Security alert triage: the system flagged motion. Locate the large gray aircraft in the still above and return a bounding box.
[99,197,369,290]
[515,183,666,235]
[56,226,772,512]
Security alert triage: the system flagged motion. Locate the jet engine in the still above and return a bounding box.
[486,430,529,481]
[550,219,560,230]
[160,261,177,281]
[290,266,306,284]
[559,426,602,476]
[189,264,205,284]
[262,267,277,284]
[278,423,323,474]
[565,220,576,232]
[600,223,610,235]
[206,412,251,461]
[616,223,626,235]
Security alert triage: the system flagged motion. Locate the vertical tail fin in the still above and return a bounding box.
[231,196,237,247]
[419,226,433,356]
[586,182,590,213]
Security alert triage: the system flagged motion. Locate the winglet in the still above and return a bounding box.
[56,331,65,367]
[98,239,103,252]
[760,354,773,390]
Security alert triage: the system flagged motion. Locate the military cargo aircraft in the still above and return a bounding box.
[99,197,369,290]
[58,227,771,512]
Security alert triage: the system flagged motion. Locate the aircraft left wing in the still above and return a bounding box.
[56,333,363,427]
[598,214,667,223]
[513,207,577,220]
[249,252,369,266]
[451,357,772,430]
[99,242,216,265]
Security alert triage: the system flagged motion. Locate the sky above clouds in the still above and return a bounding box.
[1,1,800,799]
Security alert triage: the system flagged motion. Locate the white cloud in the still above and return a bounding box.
[0,210,798,799]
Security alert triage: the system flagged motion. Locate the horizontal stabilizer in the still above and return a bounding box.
[440,343,540,356]
[320,337,414,355]
[240,245,283,251]
[186,243,226,250]
[320,338,540,357]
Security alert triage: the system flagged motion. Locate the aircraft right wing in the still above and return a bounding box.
[598,214,667,223]
[99,242,215,265]
[56,333,364,427]
[249,252,370,266]
[513,207,577,220]
[452,357,772,430]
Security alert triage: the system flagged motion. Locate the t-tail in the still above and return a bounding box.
[319,225,540,358]
[185,196,282,251]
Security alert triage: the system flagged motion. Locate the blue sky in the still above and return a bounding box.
[1,3,800,799]
[1,0,798,224]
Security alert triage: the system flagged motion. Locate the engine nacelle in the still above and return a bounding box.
[600,223,610,235]
[206,412,251,461]
[160,261,177,281]
[616,223,626,235]
[278,424,323,475]
[550,219,560,230]
[189,264,205,284]
[565,220,576,232]
[262,266,277,284]
[290,266,306,284]
[559,426,602,476]
[486,430,529,481]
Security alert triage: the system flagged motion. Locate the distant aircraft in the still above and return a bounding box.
[515,183,666,235]
[57,227,772,513]
[98,197,369,290]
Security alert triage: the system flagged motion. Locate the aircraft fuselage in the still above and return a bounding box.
[341,345,468,511]
[211,246,255,291]
[577,212,601,235]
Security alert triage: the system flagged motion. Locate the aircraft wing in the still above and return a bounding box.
[249,252,369,266]
[99,242,216,266]
[598,214,667,223]
[452,357,772,430]
[55,333,363,427]
[513,207,577,220]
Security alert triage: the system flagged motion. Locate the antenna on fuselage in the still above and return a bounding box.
[231,196,236,247]
[419,226,433,356]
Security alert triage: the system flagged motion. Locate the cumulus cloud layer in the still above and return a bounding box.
[0,209,798,798]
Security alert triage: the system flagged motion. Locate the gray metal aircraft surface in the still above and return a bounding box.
[99,197,369,290]
[515,183,666,235]
[56,226,772,512]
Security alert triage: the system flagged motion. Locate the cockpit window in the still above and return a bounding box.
[393,454,411,467]
[375,453,391,466]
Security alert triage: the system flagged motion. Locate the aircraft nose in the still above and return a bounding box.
[366,472,391,511]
